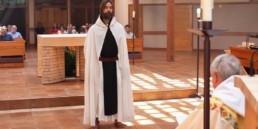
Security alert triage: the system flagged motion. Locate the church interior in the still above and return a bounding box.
[0,0,258,129]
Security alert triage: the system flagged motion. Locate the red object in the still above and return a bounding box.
[50,28,58,34]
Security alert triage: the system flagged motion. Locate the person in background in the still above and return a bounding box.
[79,26,86,34]
[124,24,135,39]
[35,22,45,35]
[51,23,58,34]
[66,24,73,34]
[35,22,45,45]
[8,25,22,39]
[0,26,14,41]
[7,25,12,33]
[176,54,245,129]
[57,26,67,34]
[72,26,77,34]
[85,23,90,33]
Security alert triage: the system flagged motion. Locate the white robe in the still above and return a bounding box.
[176,76,245,129]
[83,17,135,126]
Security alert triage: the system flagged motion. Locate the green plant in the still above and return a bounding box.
[65,50,76,77]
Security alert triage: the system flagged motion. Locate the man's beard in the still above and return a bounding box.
[102,12,113,20]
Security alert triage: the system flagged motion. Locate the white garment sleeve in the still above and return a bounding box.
[83,28,98,126]
[118,27,135,121]
[176,109,233,129]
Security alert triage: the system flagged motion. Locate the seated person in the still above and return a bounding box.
[124,24,136,39]
[84,23,90,33]
[0,26,14,41]
[176,54,245,129]
[57,26,67,34]
[79,26,86,34]
[50,23,58,34]
[7,24,12,33]
[66,24,73,34]
[72,26,77,34]
[35,22,45,34]
[8,25,23,39]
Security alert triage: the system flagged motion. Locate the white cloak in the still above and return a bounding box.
[83,17,135,126]
[176,76,245,129]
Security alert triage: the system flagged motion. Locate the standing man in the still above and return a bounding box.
[83,0,134,129]
[35,22,45,46]
[35,22,45,35]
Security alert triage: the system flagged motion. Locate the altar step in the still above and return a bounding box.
[0,88,196,110]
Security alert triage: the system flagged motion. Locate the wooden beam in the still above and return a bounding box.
[167,0,175,61]
[67,0,71,24]
[143,31,167,35]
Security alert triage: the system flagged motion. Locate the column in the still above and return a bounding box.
[167,0,175,61]
[42,47,65,84]
[76,46,80,77]
[67,0,71,24]
[28,0,35,44]
[79,46,85,80]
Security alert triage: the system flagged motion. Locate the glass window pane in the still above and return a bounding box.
[0,0,27,6]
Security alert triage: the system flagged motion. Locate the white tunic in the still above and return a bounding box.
[125,32,135,39]
[83,17,135,126]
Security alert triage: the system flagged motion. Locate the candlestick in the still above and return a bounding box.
[201,0,214,21]
[132,11,135,18]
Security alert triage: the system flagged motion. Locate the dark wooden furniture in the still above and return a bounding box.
[0,39,25,68]
[230,47,258,74]
[127,38,143,63]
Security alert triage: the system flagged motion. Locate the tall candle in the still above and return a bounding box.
[196,8,201,19]
[132,11,135,18]
[201,0,214,21]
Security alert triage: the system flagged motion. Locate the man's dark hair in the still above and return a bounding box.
[99,0,113,17]
[125,25,130,28]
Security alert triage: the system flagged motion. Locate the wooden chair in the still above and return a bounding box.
[127,38,143,63]
[0,39,26,68]
[230,47,258,75]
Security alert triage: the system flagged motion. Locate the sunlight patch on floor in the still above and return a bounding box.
[131,99,201,126]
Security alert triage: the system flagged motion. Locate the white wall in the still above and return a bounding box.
[118,1,258,49]
[143,5,167,48]
[144,35,167,48]
[140,0,166,4]
[192,4,258,50]
[139,0,249,4]
[115,0,133,26]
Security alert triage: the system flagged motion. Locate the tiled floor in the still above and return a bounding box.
[0,98,201,129]
[0,47,224,110]
[0,46,223,129]
[137,49,223,94]
[0,47,222,101]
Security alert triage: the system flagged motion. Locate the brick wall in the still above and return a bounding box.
[76,47,80,77]
[79,46,85,80]
[42,47,65,84]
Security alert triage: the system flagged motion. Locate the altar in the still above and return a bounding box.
[37,34,86,84]
[37,35,144,84]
